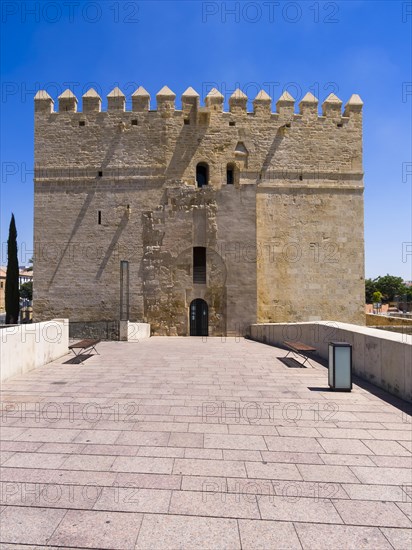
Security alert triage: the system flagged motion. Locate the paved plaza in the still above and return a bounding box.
[0,337,411,549]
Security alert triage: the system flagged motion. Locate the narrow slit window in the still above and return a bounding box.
[227,164,234,185]
[120,260,130,321]
[193,247,206,284]
[98,171,103,177]
[98,210,102,225]
[79,120,85,127]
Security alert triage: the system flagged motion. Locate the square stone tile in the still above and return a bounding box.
[245,461,302,480]
[400,441,412,452]
[93,486,171,513]
[62,454,116,471]
[228,424,279,436]
[181,475,227,492]
[16,428,81,443]
[1,452,67,469]
[0,506,66,545]
[0,441,41,453]
[370,455,412,468]
[367,430,411,441]
[49,509,142,549]
[38,443,85,454]
[114,472,181,490]
[319,438,372,455]
[317,428,374,439]
[238,519,302,549]
[333,499,411,527]
[0,452,15,465]
[223,450,262,461]
[258,494,343,523]
[320,453,375,466]
[351,466,412,485]
[135,513,241,549]
[173,458,246,477]
[265,436,324,453]
[380,527,412,549]
[227,477,278,496]
[168,432,204,448]
[396,501,412,521]
[261,451,324,465]
[136,421,188,432]
[169,489,260,519]
[115,430,170,446]
[295,522,392,549]
[343,483,407,502]
[363,439,412,456]
[272,480,349,500]
[189,423,229,434]
[204,433,267,450]
[81,444,138,456]
[0,427,28,441]
[111,456,173,474]
[73,430,121,444]
[297,464,360,483]
[277,426,321,438]
[137,445,184,458]
[184,448,223,460]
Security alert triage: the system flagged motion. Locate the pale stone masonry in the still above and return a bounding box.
[33,85,365,335]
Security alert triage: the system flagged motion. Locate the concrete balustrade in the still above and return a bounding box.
[250,321,412,402]
[0,319,69,382]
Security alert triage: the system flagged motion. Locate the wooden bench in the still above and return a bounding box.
[283,341,316,367]
[68,339,101,363]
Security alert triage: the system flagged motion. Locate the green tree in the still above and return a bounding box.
[365,278,377,303]
[372,291,383,304]
[5,214,20,324]
[20,281,33,301]
[374,274,406,302]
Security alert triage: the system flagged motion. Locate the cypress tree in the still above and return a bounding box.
[5,214,19,324]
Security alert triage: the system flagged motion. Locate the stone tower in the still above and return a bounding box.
[33,85,365,335]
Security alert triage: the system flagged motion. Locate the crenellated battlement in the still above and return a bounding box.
[33,79,365,332]
[34,87,363,119]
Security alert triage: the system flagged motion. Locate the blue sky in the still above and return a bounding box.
[1,0,411,280]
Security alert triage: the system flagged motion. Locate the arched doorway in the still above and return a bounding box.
[196,163,209,188]
[190,299,208,336]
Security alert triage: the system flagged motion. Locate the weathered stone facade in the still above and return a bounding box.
[33,85,365,335]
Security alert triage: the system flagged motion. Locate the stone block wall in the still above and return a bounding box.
[33,86,365,334]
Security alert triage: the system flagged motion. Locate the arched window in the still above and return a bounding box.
[196,163,209,188]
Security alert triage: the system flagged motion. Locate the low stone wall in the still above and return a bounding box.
[119,321,151,341]
[69,320,120,341]
[69,320,151,341]
[250,321,412,403]
[366,313,412,327]
[0,319,69,382]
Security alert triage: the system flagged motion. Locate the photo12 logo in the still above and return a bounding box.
[201,2,340,24]
[1,2,140,24]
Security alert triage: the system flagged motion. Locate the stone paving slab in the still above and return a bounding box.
[1,337,411,549]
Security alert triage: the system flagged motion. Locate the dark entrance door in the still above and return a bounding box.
[190,299,208,336]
